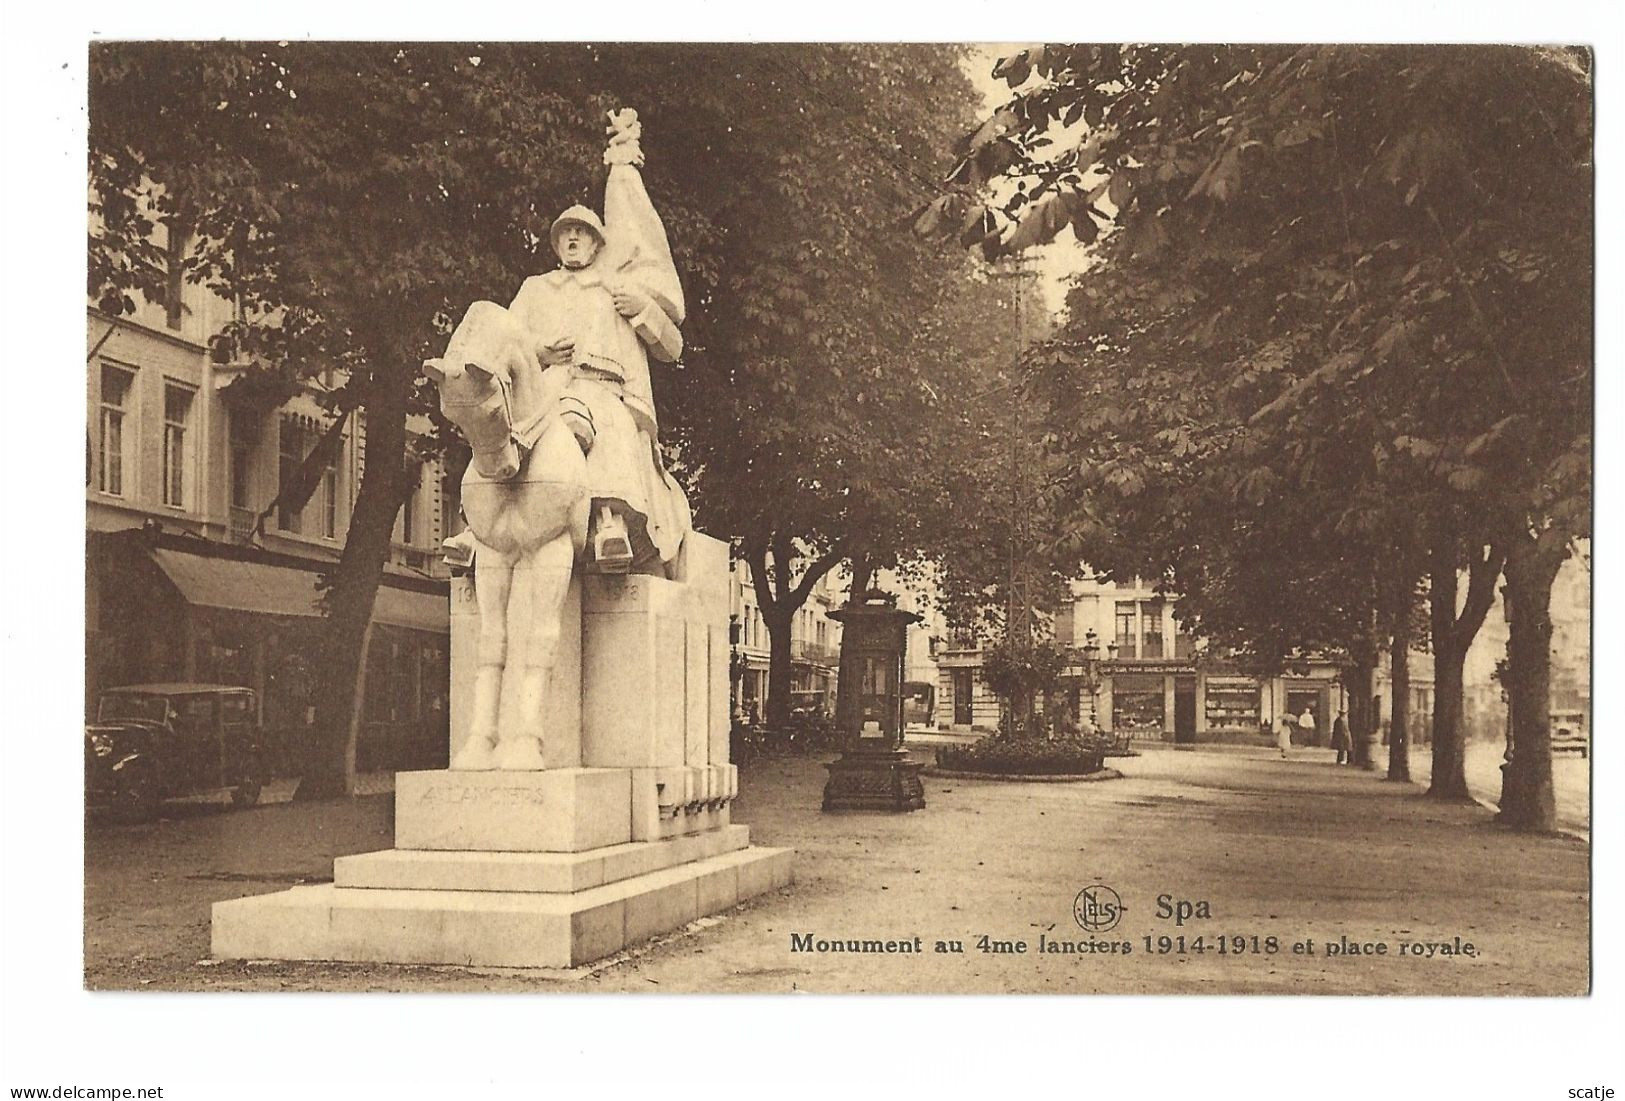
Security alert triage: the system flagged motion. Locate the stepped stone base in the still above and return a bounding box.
[213,764,787,969]
[334,823,752,894]
[213,834,792,969]
[393,766,740,852]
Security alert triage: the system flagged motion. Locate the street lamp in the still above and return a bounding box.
[1077,629,1113,728]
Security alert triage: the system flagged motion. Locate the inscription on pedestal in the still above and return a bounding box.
[397,769,632,853]
[413,783,548,807]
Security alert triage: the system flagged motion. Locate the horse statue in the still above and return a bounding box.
[425,108,693,771]
[423,300,591,771]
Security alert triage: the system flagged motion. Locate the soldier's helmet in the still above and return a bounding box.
[550,205,607,251]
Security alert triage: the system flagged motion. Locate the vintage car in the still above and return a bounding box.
[85,684,272,820]
[1550,709,1589,759]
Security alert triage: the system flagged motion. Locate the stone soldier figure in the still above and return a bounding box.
[504,108,691,574]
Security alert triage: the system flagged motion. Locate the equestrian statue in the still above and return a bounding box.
[423,108,692,771]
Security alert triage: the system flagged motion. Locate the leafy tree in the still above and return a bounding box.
[612,44,1006,728]
[919,264,1073,639]
[91,43,622,797]
[936,46,1589,824]
[979,638,1069,737]
[90,42,1015,774]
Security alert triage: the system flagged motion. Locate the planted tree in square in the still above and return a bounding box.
[89,42,1020,776]
[930,46,1590,824]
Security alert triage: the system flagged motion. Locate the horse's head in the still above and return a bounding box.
[425,301,538,481]
[423,357,520,481]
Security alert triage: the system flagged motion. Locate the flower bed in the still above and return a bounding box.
[935,735,1107,777]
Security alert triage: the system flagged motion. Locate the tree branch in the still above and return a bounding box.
[1456,543,1507,649]
[787,548,846,609]
[743,535,775,616]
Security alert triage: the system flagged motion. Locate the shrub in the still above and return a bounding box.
[935,735,1106,776]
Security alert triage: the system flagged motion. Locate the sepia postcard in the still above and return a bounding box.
[75,39,1593,999]
[4,18,1617,1101]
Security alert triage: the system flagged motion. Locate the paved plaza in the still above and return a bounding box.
[83,743,1589,995]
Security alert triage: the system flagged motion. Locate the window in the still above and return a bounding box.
[97,364,135,497]
[1115,601,1138,659]
[162,384,194,508]
[161,220,190,331]
[401,468,419,546]
[230,437,253,510]
[1142,600,1164,659]
[1204,680,1260,731]
[277,420,307,533]
[229,411,257,512]
[1112,680,1164,732]
[319,466,338,539]
[221,694,255,725]
[278,416,339,538]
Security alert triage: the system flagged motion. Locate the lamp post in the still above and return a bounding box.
[1076,629,1116,729]
[728,613,744,721]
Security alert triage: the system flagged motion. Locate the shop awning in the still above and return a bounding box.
[152,548,322,618]
[149,548,447,634]
[372,584,449,633]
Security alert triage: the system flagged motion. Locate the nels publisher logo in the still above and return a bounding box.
[1073,884,1124,933]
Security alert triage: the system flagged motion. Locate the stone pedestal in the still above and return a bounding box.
[394,768,633,853]
[212,532,792,969]
[822,746,926,812]
[212,779,789,967]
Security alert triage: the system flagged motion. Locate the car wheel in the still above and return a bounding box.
[118,762,161,823]
[231,769,265,808]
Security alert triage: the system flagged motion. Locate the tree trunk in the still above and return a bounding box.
[1387,619,1412,782]
[763,607,794,731]
[1348,655,1377,770]
[1006,680,1033,739]
[849,556,874,602]
[1426,534,1504,803]
[1498,529,1565,831]
[744,536,844,735]
[295,375,409,800]
[1427,555,1472,801]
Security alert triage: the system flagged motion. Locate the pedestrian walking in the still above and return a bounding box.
[1332,708,1351,765]
[1298,707,1317,748]
[1276,716,1293,758]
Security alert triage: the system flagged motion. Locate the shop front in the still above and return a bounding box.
[1204,676,1263,740]
[1283,680,1336,747]
[1110,672,1167,741]
[87,528,449,773]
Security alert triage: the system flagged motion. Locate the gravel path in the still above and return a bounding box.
[84,745,1589,994]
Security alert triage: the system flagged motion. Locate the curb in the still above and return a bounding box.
[921,766,1125,784]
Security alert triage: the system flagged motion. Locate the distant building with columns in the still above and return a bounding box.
[931,572,1350,745]
[929,554,1588,752]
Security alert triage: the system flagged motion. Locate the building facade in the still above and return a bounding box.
[728,561,843,723]
[1058,574,1350,745]
[86,254,455,771]
[930,631,1003,731]
[931,573,1356,744]
[1458,551,1591,745]
[925,555,1592,751]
